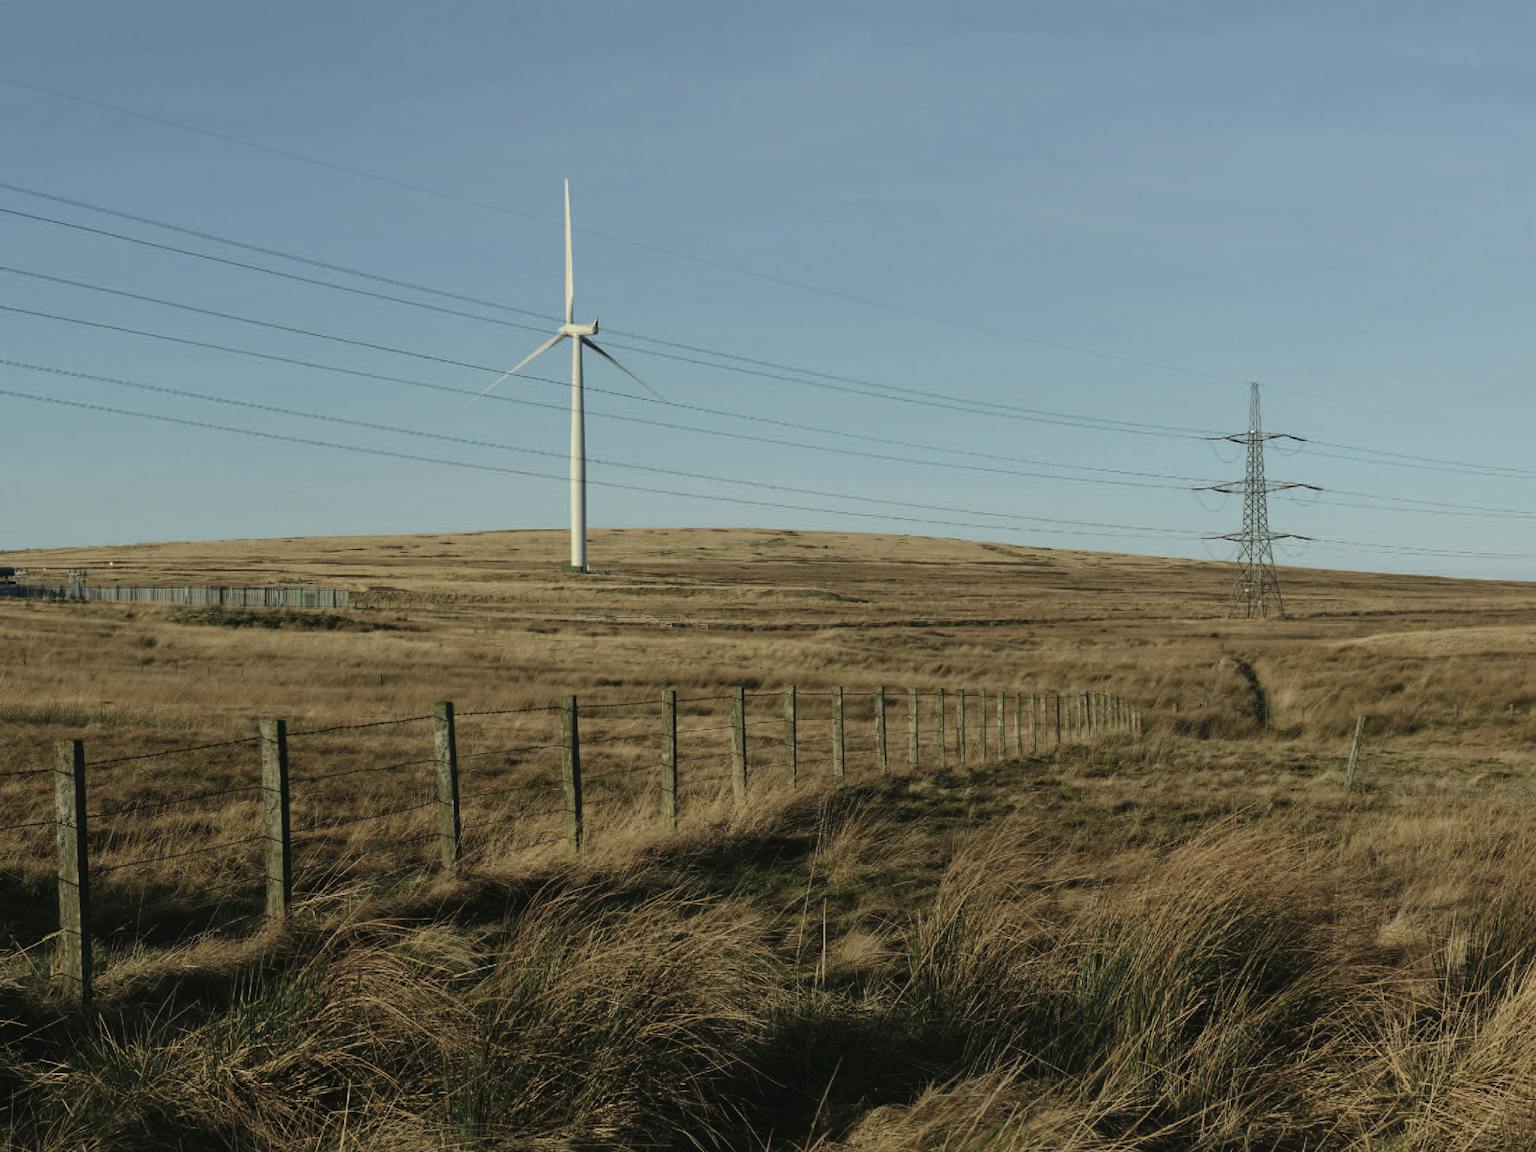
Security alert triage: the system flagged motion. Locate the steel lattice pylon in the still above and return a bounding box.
[1197,383,1314,620]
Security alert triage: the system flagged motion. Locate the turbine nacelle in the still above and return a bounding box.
[559,320,598,338]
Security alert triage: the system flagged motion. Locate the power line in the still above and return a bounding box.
[10,378,1524,564]
[0,383,1199,543]
[12,299,1532,523]
[0,302,1220,491]
[1308,537,1536,561]
[0,178,554,323]
[0,191,1221,437]
[0,194,1220,437]
[1301,441,1536,483]
[1301,492,1536,520]
[0,261,1214,441]
[0,202,556,338]
[0,355,1209,535]
[0,180,1215,431]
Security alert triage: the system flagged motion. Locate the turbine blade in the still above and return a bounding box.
[583,339,665,400]
[462,334,564,408]
[564,179,574,326]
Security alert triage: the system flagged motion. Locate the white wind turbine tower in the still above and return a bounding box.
[468,180,656,572]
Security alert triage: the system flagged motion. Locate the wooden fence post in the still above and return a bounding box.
[562,695,583,853]
[978,689,987,760]
[1029,693,1039,755]
[53,739,91,1007]
[957,690,967,763]
[1012,693,1022,758]
[833,686,846,780]
[260,719,291,922]
[1345,715,1365,791]
[936,688,947,771]
[875,686,888,774]
[997,689,1006,757]
[908,686,919,771]
[662,689,678,829]
[1054,691,1063,747]
[432,701,462,872]
[785,686,797,787]
[731,685,748,803]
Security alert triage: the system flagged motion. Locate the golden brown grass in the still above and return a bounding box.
[6,528,1536,1148]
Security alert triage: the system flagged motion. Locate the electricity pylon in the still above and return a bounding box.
[1195,382,1315,619]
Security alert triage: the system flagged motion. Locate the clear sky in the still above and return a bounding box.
[1,1,1532,578]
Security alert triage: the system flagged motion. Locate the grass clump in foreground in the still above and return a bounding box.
[9,745,1536,1150]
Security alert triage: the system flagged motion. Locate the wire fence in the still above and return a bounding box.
[1,684,1141,1005]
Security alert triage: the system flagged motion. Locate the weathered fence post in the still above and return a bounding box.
[260,718,291,922]
[908,686,919,771]
[53,739,91,1007]
[997,689,1006,757]
[662,689,678,829]
[978,689,987,759]
[1345,715,1365,791]
[562,695,583,853]
[936,688,947,771]
[875,686,888,774]
[957,690,967,763]
[785,685,797,787]
[833,686,846,780]
[731,685,748,803]
[1054,691,1063,747]
[1029,693,1039,755]
[432,701,462,872]
[1012,692,1022,758]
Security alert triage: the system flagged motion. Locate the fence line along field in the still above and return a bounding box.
[8,527,1536,1150]
[13,683,1139,1007]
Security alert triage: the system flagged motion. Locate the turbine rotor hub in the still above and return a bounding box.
[559,320,598,337]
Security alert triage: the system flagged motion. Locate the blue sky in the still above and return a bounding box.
[1,1,1533,577]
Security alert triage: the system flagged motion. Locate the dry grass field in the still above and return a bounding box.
[6,528,1536,1150]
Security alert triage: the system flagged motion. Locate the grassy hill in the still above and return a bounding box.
[5,529,1536,1149]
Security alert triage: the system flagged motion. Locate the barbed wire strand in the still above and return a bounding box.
[292,757,435,784]
[88,781,264,820]
[91,735,263,768]
[289,714,433,737]
[296,798,436,836]
[96,834,265,874]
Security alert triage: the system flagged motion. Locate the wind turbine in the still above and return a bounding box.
[468,180,655,573]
